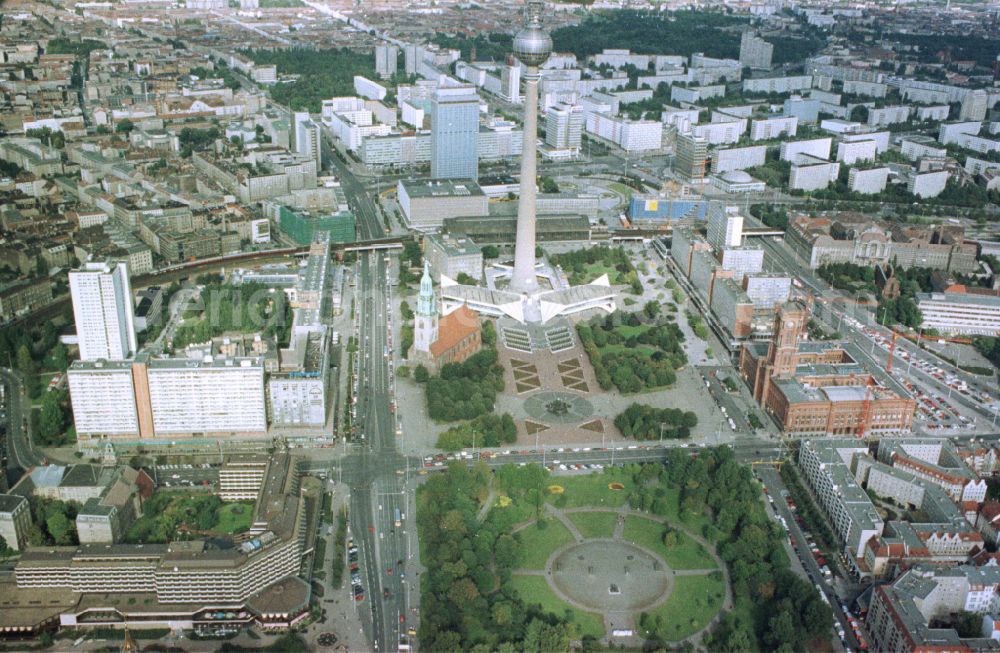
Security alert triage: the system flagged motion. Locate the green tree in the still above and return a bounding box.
[16,344,37,396]
[413,365,429,383]
[37,390,67,444]
[524,619,570,653]
[481,320,496,348]
[953,611,984,637]
[25,127,53,146]
[241,47,376,112]
[46,511,72,545]
[51,343,69,373]
[116,119,135,134]
[481,245,499,259]
[643,300,661,320]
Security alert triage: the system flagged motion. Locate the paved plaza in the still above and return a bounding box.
[551,540,670,612]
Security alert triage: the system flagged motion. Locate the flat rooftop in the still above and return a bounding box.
[0,493,26,513]
[426,232,482,257]
[400,178,485,199]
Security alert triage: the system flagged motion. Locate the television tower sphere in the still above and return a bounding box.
[513,20,552,67]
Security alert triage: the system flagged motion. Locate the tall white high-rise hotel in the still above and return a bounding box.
[431,85,481,181]
[69,261,137,362]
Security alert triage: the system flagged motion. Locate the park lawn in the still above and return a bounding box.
[608,181,636,200]
[571,262,625,286]
[514,520,575,569]
[214,501,255,534]
[509,575,605,639]
[546,469,634,509]
[566,511,618,539]
[126,492,253,543]
[613,324,651,339]
[622,516,717,571]
[489,497,535,526]
[646,573,726,641]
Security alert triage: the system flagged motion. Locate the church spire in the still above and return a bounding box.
[417,261,437,317]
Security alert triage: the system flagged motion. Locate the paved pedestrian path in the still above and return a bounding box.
[511,504,731,649]
[476,489,496,522]
[545,503,583,541]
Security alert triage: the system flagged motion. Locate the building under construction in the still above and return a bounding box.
[739,302,916,437]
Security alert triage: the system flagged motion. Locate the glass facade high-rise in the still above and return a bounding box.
[430,85,480,181]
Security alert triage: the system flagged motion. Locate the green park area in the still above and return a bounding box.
[622,515,717,571]
[641,573,727,641]
[615,403,698,441]
[577,312,688,394]
[239,48,379,113]
[549,246,641,290]
[545,466,633,508]
[171,281,291,350]
[215,502,256,534]
[566,511,618,539]
[513,519,575,569]
[126,493,254,544]
[417,453,833,652]
[421,342,504,423]
[508,576,606,640]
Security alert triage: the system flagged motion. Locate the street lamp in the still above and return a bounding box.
[948,349,961,400]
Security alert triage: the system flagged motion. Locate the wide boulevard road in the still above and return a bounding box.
[1,368,42,486]
[322,134,409,652]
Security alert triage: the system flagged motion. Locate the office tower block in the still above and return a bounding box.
[501,57,521,103]
[707,203,744,249]
[430,85,481,180]
[959,89,988,122]
[545,102,584,150]
[675,133,708,183]
[375,44,398,80]
[70,260,137,362]
[739,30,773,70]
[293,111,322,167]
[403,44,417,75]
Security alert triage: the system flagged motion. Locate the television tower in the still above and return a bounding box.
[508,0,552,294]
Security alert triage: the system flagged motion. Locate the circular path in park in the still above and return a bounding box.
[512,504,732,647]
